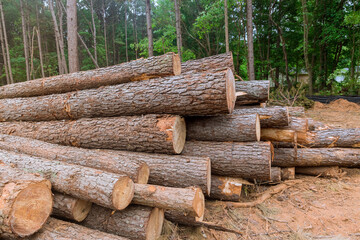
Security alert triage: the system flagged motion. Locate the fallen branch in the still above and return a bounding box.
[195,221,243,235]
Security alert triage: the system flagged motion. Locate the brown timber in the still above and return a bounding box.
[295,166,344,178]
[52,193,92,222]
[270,167,282,183]
[209,176,252,202]
[181,52,235,73]
[287,106,306,117]
[234,106,289,127]
[235,80,270,105]
[261,129,296,143]
[281,167,295,180]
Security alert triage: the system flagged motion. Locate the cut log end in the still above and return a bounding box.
[137,163,150,184]
[10,181,53,237]
[112,176,135,210]
[172,116,186,154]
[256,113,261,141]
[172,54,181,76]
[73,199,92,222]
[226,68,236,114]
[146,208,165,240]
[193,188,205,218]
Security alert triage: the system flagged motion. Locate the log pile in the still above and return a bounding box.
[0,52,358,239]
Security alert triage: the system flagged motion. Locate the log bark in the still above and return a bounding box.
[307,118,330,131]
[234,106,289,127]
[52,193,92,222]
[209,176,252,202]
[181,52,235,73]
[296,166,344,178]
[0,69,236,121]
[29,218,129,240]
[261,129,296,143]
[0,115,186,154]
[235,80,270,105]
[164,209,204,226]
[0,150,134,210]
[133,185,204,218]
[186,113,260,142]
[0,53,180,99]
[0,163,52,238]
[273,148,360,167]
[0,134,149,184]
[82,204,164,240]
[182,141,272,181]
[286,117,308,132]
[281,167,295,180]
[270,167,281,183]
[288,106,305,117]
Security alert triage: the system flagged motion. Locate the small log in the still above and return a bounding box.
[29,218,129,240]
[164,209,204,226]
[182,141,273,181]
[186,113,260,142]
[287,106,306,117]
[270,167,282,183]
[0,134,149,183]
[0,115,186,154]
[261,129,296,143]
[209,176,252,202]
[281,167,295,180]
[0,53,181,99]
[181,52,235,73]
[0,163,52,238]
[0,149,134,210]
[286,117,309,132]
[296,166,344,178]
[82,204,164,240]
[307,118,330,131]
[133,184,205,218]
[235,80,270,105]
[52,193,92,222]
[0,69,236,121]
[234,106,289,127]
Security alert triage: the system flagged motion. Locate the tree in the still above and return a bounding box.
[224,0,229,53]
[301,0,312,94]
[246,0,255,80]
[174,0,182,60]
[124,0,128,61]
[145,0,154,57]
[20,0,30,81]
[0,0,12,83]
[67,0,79,73]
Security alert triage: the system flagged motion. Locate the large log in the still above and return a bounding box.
[0,150,134,210]
[209,176,252,202]
[0,134,149,183]
[235,80,270,105]
[0,53,181,99]
[82,204,164,240]
[0,163,52,238]
[186,113,260,142]
[233,106,289,127]
[182,141,273,181]
[52,193,92,222]
[133,184,204,218]
[29,218,130,240]
[296,166,344,178]
[0,115,186,154]
[0,69,236,121]
[273,148,360,167]
[181,52,235,73]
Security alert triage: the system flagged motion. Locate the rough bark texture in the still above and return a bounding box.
[0,134,149,184]
[281,117,308,132]
[235,80,269,105]
[186,113,260,142]
[52,193,92,222]
[0,53,180,99]
[273,148,360,167]
[145,0,153,57]
[66,0,79,73]
[307,118,330,131]
[288,107,306,117]
[296,166,344,178]
[0,150,134,210]
[209,176,251,202]
[281,167,295,180]
[174,0,182,60]
[133,185,204,218]
[270,167,282,183]
[261,129,296,143]
[29,218,129,240]
[0,115,186,154]
[0,163,52,238]
[82,204,164,240]
[182,141,272,181]
[0,69,235,121]
[164,209,204,226]
[234,106,289,127]
[246,0,255,81]
[181,52,235,73]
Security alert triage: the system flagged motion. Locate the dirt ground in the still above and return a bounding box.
[161,99,360,240]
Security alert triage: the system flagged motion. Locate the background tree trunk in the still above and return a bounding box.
[103,0,108,66]
[0,1,12,83]
[224,0,229,53]
[90,0,97,65]
[36,4,45,78]
[67,0,79,73]
[174,0,182,60]
[124,0,128,61]
[246,0,255,80]
[301,0,313,95]
[146,0,154,57]
[20,0,30,81]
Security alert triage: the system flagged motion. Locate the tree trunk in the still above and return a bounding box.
[57,0,68,74]
[103,0,108,66]
[0,149,134,210]
[0,163,52,238]
[274,117,308,132]
[307,118,330,131]
[0,6,9,84]
[49,0,64,74]
[281,167,295,180]
[52,192,92,222]
[0,134,149,184]
[20,0,30,81]
[287,106,306,117]
[235,80,269,105]
[181,52,234,74]
[0,52,180,99]
[0,1,12,83]
[273,148,360,167]
[270,167,281,183]
[82,204,164,240]
[90,0,98,65]
[124,0,128,61]
[261,129,296,143]
[0,115,186,154]
[300,128,360,147]
[36,4,45,78]
[301,0,312,94]
[209,176,252,202]
[0,70,235,120]
[30,218,129,240]
[165,209,203,226]
[186,113,260,142]
[224,0,229,53]
[133,185,204,218]
[296,166,344,178]
[67,0,79,73]
[174,0,182,60]
[145,0,153,57]
[132,1,138,59]
[233,106,289,127]
[246,0,255,80]
[182,141,273,181]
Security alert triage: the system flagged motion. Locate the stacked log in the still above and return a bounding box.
[52,193,92,222]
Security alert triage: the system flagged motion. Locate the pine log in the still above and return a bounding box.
[52,193,92,222]
[235,80,270,105]
[0,115,186,154]
[0,53,181,99]
[82,204,164,240]
[0,150,134,210]
[182,141,273,181]
[186,113,260,142]
[273,148,360,167]
[0,163,52,238]
[164,209,204,226]
[29,218,129,240]
[307,118,330,131]
[233,106,289,127]
[209,176,252,202]
[288,106,306,117]
[287,117,308,132]
[261,129,296,143]
[295,166,344,178]
[281,167,295,180]
[133,184,204,218]
[0,134,149,183]
[270,167,282,183]
[181,52,235,73]
[0,69,236,121]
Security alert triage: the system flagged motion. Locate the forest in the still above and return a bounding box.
[0,0,359,95]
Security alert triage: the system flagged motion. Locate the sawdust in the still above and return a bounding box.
[313,99,360,112]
